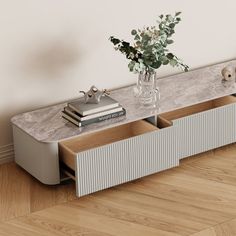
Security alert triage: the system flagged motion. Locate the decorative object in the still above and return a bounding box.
[109,12,189,106]
[136,71,160,107]
[63,94,125,127]
[79,86,109,104]
[221,66,235,81]
[68,95,119,116]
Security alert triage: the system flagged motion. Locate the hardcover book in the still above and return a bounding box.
[62,109,126,127]
[68,95,119,116]
[64,105,123,121]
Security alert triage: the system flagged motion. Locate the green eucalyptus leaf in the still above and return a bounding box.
[175,12,181,16]
[167,39,174,44]
[170,59,178,66]
[167,53,174,59]
[128,61,135,71]
[122,41,130,47]
[184,67,189,72]
[167,15,174,21]
[159,55,168,61]
[163,60,169,65]
[109,36,120,45]
[134,34,140,40]
[151,61,162,69]
[169,23,175,29]
[159,23,164,30]
[131,29,137,35]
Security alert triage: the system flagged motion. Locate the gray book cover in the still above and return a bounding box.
[62,109,126,127]
[68,95,119,116]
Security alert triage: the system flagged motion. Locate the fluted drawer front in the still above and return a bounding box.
[174,103,236,159]
[75,126,179,197]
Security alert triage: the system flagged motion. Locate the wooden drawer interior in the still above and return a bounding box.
[59,120,158,171]
[158,95,236,122]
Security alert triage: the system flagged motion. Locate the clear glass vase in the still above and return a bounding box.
[134,71,160,107]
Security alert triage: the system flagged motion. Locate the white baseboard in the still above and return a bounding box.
[0,144,14,164]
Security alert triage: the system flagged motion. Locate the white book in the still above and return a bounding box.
[64,106,123,121]
[68,95,119,116]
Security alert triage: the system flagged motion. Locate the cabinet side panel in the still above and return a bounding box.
[75,127,179,197]
[175,104,236,159]
[13,125,60,185]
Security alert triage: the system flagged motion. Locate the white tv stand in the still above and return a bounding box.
[11,59,236,197]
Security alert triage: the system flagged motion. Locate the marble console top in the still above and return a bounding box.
[11,59,236,143]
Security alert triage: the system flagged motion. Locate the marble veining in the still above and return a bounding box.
[11,59,236,143]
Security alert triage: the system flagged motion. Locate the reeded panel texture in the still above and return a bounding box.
[175,104,236,159]
[75,127,179,197]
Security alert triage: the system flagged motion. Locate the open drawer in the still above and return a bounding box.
[59,119,179,197]
[158,95,236,159]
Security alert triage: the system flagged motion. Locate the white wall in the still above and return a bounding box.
[0,0,236,149]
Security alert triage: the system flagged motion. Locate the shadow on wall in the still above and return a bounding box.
[0,37,81,146]
[19,38,80,80]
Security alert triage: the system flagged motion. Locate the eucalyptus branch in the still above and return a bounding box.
[109,12,188,74]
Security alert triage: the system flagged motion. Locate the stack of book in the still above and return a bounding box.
[62,96,126,127]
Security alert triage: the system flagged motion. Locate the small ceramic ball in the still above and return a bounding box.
[221,66,235,81]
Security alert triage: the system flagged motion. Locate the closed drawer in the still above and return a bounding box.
[59,119,179,197]
[159,95,236,159]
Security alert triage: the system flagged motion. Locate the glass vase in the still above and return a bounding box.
[135,71,160,107]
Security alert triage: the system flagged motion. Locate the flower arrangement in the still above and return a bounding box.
[109,12,189,74]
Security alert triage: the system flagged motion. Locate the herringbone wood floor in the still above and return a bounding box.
[1,144,236,235]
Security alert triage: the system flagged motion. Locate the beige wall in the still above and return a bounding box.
[0,0,236,147]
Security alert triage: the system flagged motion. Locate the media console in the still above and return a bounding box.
[11,59,236,197]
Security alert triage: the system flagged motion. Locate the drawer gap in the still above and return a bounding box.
[156,116,173,129]
[60,162,76,181]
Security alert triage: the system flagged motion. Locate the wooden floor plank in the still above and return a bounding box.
[34,204,181,236]
[213,143,236,158]
[118,175,236,217]
[0,162,75,222]
[70,190,212,236]
[191,228,218,236]
[180,151,214,165]
[30,178,75,212]
[0,163,31,222]
[191,218,236,236]
[177,156,236,187]
[0,221,49,236]
[148,170,236,201]
[7,214,111,236]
